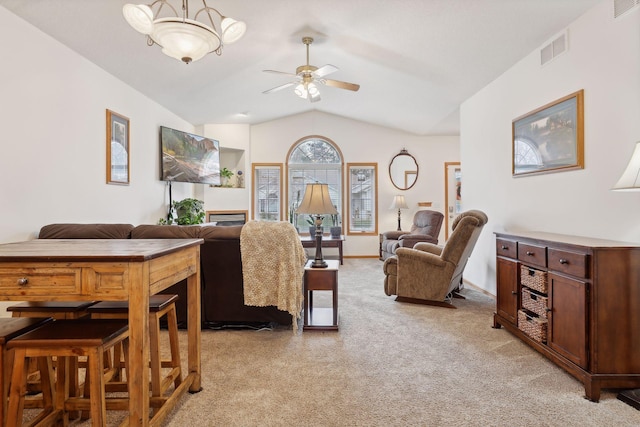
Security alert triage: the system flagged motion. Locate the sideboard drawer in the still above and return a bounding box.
[548,249,588,279]
[496,238,517,258]
[518,243,547,268]
[0,266,81,295]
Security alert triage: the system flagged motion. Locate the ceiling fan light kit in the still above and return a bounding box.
[263,36,360,102]
[123,0,246,64]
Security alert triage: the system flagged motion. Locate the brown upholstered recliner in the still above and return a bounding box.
[380,210,444,260]
[383,210,488,308]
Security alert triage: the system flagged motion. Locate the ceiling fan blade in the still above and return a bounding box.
[263,82,295,94]
[313,64,338,78]
[323,79,360,92]
[263,69,298,78]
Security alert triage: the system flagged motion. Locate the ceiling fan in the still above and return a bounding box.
[263,36,360,103]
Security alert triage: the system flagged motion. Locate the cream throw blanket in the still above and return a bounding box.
[240,221,307,330]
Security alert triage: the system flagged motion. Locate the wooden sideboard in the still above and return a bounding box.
[493,231,640,401]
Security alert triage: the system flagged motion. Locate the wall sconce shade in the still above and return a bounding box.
[613,142,640,191]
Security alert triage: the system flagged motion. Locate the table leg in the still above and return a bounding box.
[128,265,150,426]
[187,270,202,392]
[333,284,339,325]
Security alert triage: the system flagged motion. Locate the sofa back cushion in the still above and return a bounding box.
[198,225,242,240]
[131,224,201,239]
[38,223,134,239]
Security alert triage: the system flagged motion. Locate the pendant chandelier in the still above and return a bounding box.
[123,0,246,64]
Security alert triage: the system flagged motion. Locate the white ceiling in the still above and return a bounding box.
[0,0,601,135]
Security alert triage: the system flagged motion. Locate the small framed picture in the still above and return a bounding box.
[106,109,130,185]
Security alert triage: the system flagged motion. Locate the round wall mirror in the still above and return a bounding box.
[389,149,419,190]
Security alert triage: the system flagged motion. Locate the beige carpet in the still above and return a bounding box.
[30,258,640,426]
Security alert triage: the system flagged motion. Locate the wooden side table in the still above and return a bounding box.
[303,260,339,331]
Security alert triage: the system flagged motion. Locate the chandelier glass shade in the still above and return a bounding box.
[123,1,246,64]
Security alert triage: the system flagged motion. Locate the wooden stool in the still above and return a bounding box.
[0,317,54,426]
[5,319,129,427]
[6,301,97,405]
[7,301,96,319]
[87,294,182,411]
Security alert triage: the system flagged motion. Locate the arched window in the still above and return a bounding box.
[287,136,343,232]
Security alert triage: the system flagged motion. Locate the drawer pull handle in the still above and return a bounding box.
[559,259,568,264]
[511,291,517,295]
[17,277,29,286]
[526,251,534,256]
[501,245,508,250]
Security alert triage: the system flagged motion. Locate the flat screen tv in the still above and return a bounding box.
[160,126,221,185]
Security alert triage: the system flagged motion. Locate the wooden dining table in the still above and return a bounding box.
[0,238,204,426]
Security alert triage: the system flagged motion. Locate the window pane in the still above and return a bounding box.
[288,138,342,232]
[348,164,377,234]
[253,165,281,221]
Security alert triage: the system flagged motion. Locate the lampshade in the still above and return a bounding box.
[297,183,338,215]
[389,195,408,210]
[123,1,246,64]
[613,142,640,191]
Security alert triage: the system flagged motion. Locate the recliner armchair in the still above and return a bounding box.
[380,210,444,260]
[383,210,488,308]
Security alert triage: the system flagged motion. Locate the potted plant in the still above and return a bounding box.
[220,167,234,187]
[172,198,205,225]
[330,210,341,239]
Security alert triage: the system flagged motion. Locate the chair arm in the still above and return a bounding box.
[413,242,443,255]
[398,234,438,248]
[382,230,406,240]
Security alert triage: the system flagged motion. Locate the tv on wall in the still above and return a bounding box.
[160,126,221,185]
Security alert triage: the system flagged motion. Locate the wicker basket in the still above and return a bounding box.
[520,265,548,294]
[521,287,549,318]
[518,309,547,343]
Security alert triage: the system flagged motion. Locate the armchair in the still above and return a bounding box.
[380,210,444,260]
[383,210,488,308]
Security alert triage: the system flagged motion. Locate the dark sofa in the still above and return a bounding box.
[37,223,292,328]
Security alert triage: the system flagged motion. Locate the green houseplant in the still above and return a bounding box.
[171,198,205,225]
[220,167,234,187]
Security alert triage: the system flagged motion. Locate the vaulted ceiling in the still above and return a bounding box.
[0,0,601,135]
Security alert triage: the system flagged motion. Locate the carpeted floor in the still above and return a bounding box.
[29,258,640,426]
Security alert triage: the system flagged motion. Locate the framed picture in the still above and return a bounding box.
[106,109,130,184]
[512,90,584,177]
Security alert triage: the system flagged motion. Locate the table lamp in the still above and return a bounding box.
[297,183,338,268]
[612,140,640,409]
[389,195,408,231]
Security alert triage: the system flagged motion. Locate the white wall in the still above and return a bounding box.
[461,1,640,294]
[0,7,196,243]
[250,111,459,257]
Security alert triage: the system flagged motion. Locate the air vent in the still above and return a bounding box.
[540,31,568,66]
[614,0,640,18]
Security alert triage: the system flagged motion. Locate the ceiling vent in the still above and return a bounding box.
[540,31,568,66]
[614,0,640,18]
